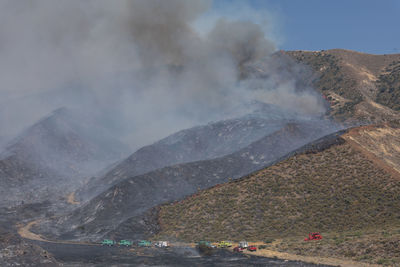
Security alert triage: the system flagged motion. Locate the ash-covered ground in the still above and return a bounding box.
[0,199,333,266]
[34,241,333,267]
[0,109,341,266]
[0,108,129,207]
[35,117,340,242]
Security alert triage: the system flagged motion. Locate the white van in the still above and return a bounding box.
[155,241,169,248]
[239,241,248,249]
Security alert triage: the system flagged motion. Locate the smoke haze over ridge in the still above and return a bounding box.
[0,0,327,149]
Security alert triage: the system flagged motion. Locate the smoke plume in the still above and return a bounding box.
[0,0,326,149]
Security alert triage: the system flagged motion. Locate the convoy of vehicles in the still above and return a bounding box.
[234,242,256,252]
[102,234,322,252]
[196,240,258,253]
[101,239,166,248]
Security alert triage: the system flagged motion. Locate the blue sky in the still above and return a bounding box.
[213,0,400,54]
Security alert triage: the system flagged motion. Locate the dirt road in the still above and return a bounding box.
[17,220,98,246]
[242,243,379,267]
[17,221,332,266]
[17,220,47,242]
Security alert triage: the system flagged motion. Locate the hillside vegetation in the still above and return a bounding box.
[342,125,400,173]
[376,60,400,111]
[286,49,400,123]
[156,124,400,265]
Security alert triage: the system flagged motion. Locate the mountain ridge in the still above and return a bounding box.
[284,49,400,123]
[0,108,128,206]
[77,112,290,200]
[35,119,339,241]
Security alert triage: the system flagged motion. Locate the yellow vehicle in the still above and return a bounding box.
[217,241,232,248]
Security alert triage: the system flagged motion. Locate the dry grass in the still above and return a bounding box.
[271,229,400,266]
[376,60,400,111]
[155,126,400,265]
[285,50,400,123]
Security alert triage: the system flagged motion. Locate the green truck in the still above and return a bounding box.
[138,240,152,247]
[197,241,213,247]
[101,239,116,246]
[119,240,133,247]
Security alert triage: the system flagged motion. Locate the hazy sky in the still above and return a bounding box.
[0,0,327,149]
[214,0,400,54]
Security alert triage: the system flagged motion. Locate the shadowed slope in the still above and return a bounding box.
[0,108,128,206]
[38,120,338,240]
[77,111,289,200]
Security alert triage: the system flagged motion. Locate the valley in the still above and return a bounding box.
[1,49,400,266]
[1,0,399,265]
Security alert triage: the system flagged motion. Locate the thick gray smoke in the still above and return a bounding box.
[0,0,326,149]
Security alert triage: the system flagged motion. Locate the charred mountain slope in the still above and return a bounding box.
[39,119,338,240]
[77,110,293,200]
[0,227,60,266]
[0,108,128,207]
[0,202,61,266]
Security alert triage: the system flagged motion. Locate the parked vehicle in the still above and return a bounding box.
[119,240,133,247]
[304,232,323,241]
[197,241,211,247]
[154,241,169,248]
[101,239,115,246]
[217,241,232,248]
[233,246,245,252]
[138,240,152,247]
[248,245,257,252]
[239,241,248,249]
